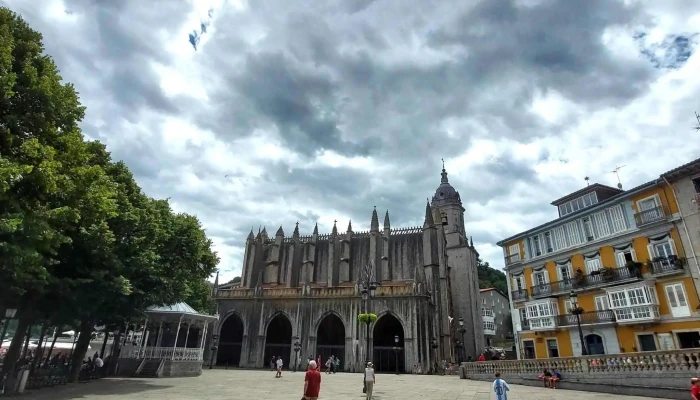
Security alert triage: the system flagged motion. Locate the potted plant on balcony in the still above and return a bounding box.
[574,268,585,287]
[601,267,615,282]
[625,260,643,277]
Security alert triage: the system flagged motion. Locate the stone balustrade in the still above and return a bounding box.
[216,283,418,299]
[460,349,700,399]
[309,286,356,297]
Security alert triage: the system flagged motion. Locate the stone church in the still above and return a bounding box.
[212,167,484,372]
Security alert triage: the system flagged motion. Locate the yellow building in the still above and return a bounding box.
[497,169,700,360]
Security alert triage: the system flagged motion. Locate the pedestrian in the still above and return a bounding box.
[303,360,321,400]
[334,357,340,373]
[493,372,510,400]
[691,377,700,400]
[478,353,486,362]
[276,356,283,378]
[325,356,332,374]
[365,362,376,400]
[317,355,322,371]
[270,356,275,371]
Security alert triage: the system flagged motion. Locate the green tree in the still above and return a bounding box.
[476,258,508,294]
[225,276,241,285]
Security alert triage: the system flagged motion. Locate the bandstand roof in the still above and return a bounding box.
[145,302,218,322]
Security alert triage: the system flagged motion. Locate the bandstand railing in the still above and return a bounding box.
[121,345,204,361]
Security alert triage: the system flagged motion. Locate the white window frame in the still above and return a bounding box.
[563,300,573,314]
[513,275,525,291]
[636,194,661,212]
[582,216,595,242]
[508,243,520,260]
[544,232,553,253]
[553,226,567,250]
[565,221,581,246]
[557,263,572,282]
[585,258,602,274]
[522,339,537,359]
[606,285,659,322]
[594,295,610,311]
[616,248,638,267]
[593,210,611,238]
[608,205,627,233]
[546,338,560,358]
[532,235,542,256]
[664,282,691,318]
[531,270,548,288]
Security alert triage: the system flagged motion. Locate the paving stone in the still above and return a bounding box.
[24,369,671,400]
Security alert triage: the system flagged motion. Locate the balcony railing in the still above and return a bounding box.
[634,205,668,227]
[650,256,686,276]
[557,310,616,326]
[505,253,521,266]
[532,267,642,298]
[511,288,529,301]
[519,319,530,331]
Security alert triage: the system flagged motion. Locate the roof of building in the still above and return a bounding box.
[479,287,508,299]
[660,156,700,182]
[549,183,623,206]
[496,178,658,245]
[431,165,462,206]
[145,302,218,321]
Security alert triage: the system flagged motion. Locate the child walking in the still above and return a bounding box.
[492,372,510,400]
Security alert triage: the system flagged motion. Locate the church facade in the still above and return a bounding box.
[212,168,484,372]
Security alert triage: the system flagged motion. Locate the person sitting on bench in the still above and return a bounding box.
[538,369,552,388]
[550,369,562,389]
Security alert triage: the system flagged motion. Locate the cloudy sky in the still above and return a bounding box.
[6,0,700,283]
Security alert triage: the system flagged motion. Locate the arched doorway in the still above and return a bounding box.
[585,334,605,355]
[217,313,244,366]
[317,314,346,370]
[264,314,292,368]
[372,314,405,373]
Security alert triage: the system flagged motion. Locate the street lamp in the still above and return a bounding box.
[569,291,588,356]
[293,340,301,372]
[431,337,439,375]
[455,340,463,363]
[0,309,18,350]
[209,334,219,369]
[457,317,467,362]
[360,262,378,393]
[392,335,401,375]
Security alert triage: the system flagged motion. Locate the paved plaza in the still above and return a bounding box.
[26,369,668,400]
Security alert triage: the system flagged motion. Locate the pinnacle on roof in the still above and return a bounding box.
[261,226,268,236]
[293,221,300,237]
[371,206,379,231]
[313,222,318,235]
[441,158,449,184]
[332,220,338,235]
[423,199,434,227]
[247,227,254,240]
[347,220,353,232]
[384,210,390,229]
[276,226,284,236]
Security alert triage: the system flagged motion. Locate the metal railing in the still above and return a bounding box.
[650,256,686,275]
[533,267,642,297]
[120,346,204,361]
[511,288,528,301]
[505,253,521,266]
[557,310,616,326]
[634,205,667,226]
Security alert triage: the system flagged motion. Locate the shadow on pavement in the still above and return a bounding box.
[23,378,172,399]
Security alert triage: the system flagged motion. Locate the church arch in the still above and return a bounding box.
[372,313,405,373]
[264,313,293,368]
[217,312,245,366]
[316,313,346,370]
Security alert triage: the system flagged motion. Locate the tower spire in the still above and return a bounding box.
[371,206,379,232]
[293,221,299,237]
[276,225,284,236]
[332,219,338,236]
[441,158,449,184]
[248,227,254,241]
[313,222,318,235]
[423,199,434,228]
[347,220,353,232]
[384,210,390,229]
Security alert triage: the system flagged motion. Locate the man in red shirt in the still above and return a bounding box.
[691,377,700,400]
[304,360,322,400]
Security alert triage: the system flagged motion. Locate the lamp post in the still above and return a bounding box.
[455,340,463,363]
[209,334,219,369]
[431,337,439,375]
[569,291,588,356]
[360,262,378,393]
[0,309,18,350]
[392,335,401,375]
[457,317,467,362]
[293,340,301,372]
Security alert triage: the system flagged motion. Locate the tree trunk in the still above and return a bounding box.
[21,324,32,359]
[30,323,48,375]
[45,325,62,361]
[100,330,109,358]
[68,319,94,383]
[0,313,31,394]
[108,326,124,376]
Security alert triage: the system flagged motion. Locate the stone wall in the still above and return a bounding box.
[460,349,700,399]
[161,360,203,377]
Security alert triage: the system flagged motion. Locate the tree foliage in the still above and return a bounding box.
[477,258,508,294]
[0,7,218,388]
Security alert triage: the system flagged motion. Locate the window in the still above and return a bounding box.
[508,243,520,260]
[532,236,542,256]
[616,249,636,267]
[526,300,558,329]
[606,286,659,322]
[544,232,553,253]
[693,177,700,194]
[513,275,525,291]
[565,221,581,246]
[593,211,610,237]
[582,217,595,241]
[523,340,536,359]
[638,334,657,351]
[654,241,674,258]
[664,283,691,318]
[533,271,547,287]
[564,300,572,313]
[547,339,559,358]
[519,308,528,324]
[608,205,627,233]
[558,263,572,282]
[559,193,598,216]
[484,321,496,332]
[553,226,567,250]
[594,295,610,310]
[585,258,601,274]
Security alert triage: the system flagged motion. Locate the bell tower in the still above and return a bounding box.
[430,161,466,248]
